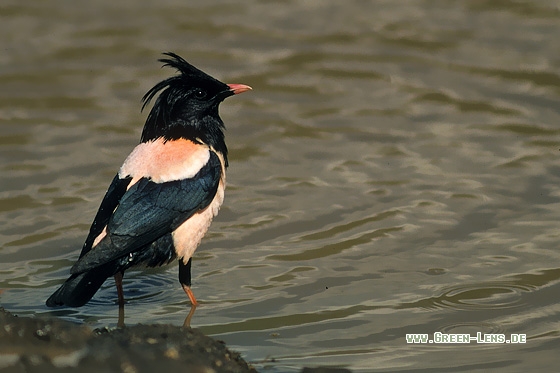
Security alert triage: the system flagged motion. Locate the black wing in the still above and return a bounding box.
[70,151,222,274]
[79,174,133,259]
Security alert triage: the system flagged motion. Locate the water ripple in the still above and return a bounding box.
[400,268,560,312]
[267,225,407,262]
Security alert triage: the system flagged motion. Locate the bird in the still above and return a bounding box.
[46,52,251,308]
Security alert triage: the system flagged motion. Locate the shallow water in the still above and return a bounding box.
[1,0,560,371]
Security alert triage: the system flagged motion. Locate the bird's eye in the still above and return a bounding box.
[193,89,207,99]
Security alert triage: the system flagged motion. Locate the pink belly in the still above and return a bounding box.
[172,179,225,261]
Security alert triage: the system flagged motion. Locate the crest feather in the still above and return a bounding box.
[141,52,223,111]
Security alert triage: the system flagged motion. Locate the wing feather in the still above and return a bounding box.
[79,174,133,258]
[70,151,222,274]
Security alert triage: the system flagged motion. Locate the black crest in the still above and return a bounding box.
[140,52,231,163]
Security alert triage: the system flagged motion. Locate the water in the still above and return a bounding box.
[1,0,560,371]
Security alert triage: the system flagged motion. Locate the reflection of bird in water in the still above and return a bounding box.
[46,53,251,311]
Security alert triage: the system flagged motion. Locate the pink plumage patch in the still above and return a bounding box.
[119,138,211,185]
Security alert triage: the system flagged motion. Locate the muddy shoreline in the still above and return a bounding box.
[0,307,256,372]
[0,308,351,373]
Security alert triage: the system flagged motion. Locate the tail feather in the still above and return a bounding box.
[46,263,118,307]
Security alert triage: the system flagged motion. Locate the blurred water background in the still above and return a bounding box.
[1,1,560,371]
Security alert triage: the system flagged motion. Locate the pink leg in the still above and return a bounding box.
[182,284,199,306]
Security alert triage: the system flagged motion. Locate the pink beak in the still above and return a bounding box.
[227,84,252,95]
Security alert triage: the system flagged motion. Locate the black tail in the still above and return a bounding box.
[46,263,118,307]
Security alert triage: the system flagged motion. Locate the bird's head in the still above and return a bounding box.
[140,52,251,163]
